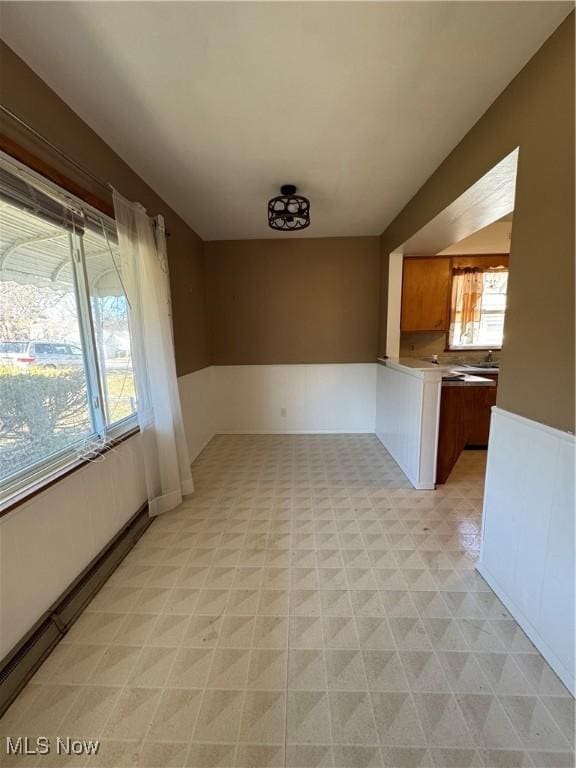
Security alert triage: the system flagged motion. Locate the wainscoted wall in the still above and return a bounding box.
[0,436,146,659]
[178,364,377,446]
[178,366,216,463]
[375,362,441,490]
[213,364,376,434]
[478,407,575,694]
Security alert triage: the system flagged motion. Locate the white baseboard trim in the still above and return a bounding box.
[410,480,435,491]
[211,363,377,435]
[491,405,575,442]
[178,362,381,468]
[478,562,575,695]
[216,429,375,435]
[374,431,435,490]
[189,429,381,473]
[189,433,216,463]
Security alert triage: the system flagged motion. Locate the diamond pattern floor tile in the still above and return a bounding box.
[1,436,573,767]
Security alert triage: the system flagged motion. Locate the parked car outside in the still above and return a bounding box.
[0,341,84,369]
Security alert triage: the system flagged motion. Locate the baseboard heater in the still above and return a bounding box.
[0,502,152,717]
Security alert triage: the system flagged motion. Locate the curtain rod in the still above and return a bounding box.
[0,105,171,236]
[1,105,113,195]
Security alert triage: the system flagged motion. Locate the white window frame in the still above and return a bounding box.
[0,152,138,510]
[447,269,508,351]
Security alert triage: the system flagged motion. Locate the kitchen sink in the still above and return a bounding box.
[464,362,500,369]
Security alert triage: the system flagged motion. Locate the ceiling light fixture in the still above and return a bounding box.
[268,185,310,231]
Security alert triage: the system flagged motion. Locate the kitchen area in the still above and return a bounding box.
[434,359,498,483]
[378,217,511,487]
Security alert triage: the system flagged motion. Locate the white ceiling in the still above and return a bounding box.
[0,2,572,241]
[400,148,518,256]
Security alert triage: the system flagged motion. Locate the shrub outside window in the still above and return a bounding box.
[0,154,137,503]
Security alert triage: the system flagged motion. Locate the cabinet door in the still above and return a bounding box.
[467,385,498,446]
[401,257,451,332]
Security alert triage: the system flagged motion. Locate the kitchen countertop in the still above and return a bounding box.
[442,373,496,387]
[376,357,440,370]
[376,358,498,386]
[451,365,499,375]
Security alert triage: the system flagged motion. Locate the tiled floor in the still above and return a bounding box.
[1,435,574,768]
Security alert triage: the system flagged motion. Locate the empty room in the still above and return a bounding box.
[0,2,574,767]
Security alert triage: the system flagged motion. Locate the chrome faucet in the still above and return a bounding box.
[485,350,493,363]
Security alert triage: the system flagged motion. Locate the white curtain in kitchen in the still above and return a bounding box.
[112,190,193,516]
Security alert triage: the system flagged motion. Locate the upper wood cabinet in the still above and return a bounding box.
[401,257,451,332]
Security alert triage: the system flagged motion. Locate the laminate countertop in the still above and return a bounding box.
[377,358,498,386]
[442,373,496,387]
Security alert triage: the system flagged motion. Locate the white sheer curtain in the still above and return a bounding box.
[113,191,193,516]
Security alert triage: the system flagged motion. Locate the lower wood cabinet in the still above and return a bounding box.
[436,384,497,484]
[467,385,498,445]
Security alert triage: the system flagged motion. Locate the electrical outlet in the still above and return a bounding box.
[409,343,415,352]
[280,408,286,417]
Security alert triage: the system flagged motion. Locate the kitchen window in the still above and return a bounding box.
[448,266,508,349]
[0,152,137,505]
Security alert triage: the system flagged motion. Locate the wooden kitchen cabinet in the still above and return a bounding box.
[401,257,451,332]
[436,381,497,484]
[467,384,498,445]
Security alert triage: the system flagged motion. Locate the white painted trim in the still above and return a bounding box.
[216,429,374,435]
[178,363,380,454]
[380,358,444,380]
[386,251,404,359]
[375,362,441,490]
[492,405,575,442]
[479,406,575,695]
[418,377,441,488]
[382,359,430,379]
[190,433,215,461]
[178,366,216,463]
[212,363,377,435]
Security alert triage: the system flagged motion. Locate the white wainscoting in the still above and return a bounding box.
[211,364,377,434]
[375,361,442,490]
[179,363,378,448]
[0,435,146,659]
[178,365,216,462]
[478,407,575,694]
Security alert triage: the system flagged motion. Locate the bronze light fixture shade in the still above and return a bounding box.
[268,185,310,231]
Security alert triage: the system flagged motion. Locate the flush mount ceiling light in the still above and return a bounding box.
[268,185,310,231]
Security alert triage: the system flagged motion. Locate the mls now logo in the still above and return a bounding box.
[5,737,100,756]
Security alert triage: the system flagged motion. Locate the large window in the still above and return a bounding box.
[0,155,136,502]
[448,267,508,349]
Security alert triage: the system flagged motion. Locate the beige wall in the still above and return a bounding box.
[0,42,210,375]
[379,14,575,432]
[2,12,574,425]
[0,42,380,372]
[205,237,381,365]
[438,220,512,255]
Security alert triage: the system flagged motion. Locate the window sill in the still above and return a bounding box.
[0,425,140,520]
[445,347,502,352]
